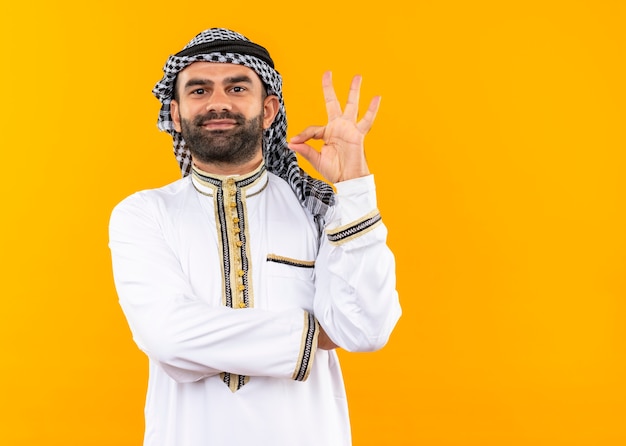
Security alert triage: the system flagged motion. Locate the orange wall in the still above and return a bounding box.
[1,1,625,445]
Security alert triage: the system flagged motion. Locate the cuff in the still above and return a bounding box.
[292,311,319,381]
[325,209,383,246]
[333,175,378,225]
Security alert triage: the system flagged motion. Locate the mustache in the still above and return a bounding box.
[192,112,246,126]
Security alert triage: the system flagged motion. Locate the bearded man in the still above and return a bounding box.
[109,28,401,446]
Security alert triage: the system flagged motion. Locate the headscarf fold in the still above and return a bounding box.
[152,28,334,221]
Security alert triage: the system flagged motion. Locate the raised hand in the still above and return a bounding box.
[287,71,381,184]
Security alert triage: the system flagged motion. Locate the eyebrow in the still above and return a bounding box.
[183,75,255,90]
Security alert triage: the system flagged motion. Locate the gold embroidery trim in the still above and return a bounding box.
[326,209,382,246]
[266,254,315,268]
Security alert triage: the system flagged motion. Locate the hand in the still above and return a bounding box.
[288,71,381,183]
[317,325,339,350]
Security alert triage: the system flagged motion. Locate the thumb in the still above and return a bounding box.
[287,141,320,168]
[289,125,326,144]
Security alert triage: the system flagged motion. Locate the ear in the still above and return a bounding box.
[170,99,182,133]
[262,95,280,129]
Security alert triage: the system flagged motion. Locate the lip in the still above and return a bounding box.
[201,119,237,130]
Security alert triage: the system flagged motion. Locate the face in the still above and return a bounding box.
[170,62,279,169]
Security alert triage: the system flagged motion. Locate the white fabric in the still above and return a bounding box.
[109,170,401,446]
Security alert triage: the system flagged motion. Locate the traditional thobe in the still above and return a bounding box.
[109,162,401,446]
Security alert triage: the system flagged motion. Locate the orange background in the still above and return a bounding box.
[1,1,625,445]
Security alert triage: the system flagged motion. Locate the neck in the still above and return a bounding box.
[191,152,264,176]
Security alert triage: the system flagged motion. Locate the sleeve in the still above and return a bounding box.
[108,193,319,383]
[313,175,402,352]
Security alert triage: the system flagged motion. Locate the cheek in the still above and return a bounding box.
[174,104,201,130]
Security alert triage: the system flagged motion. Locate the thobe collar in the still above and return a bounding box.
[191,161,268,198]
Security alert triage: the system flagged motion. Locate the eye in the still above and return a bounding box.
[191,88,206,95]
[231,86,246,93]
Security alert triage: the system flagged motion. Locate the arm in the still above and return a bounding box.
[289,72,401,351]
[108,193,319,383]
[314,175,401,352]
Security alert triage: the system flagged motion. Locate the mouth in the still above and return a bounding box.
[200,119,237,130]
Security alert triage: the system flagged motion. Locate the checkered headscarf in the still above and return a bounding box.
[152,28,335,220]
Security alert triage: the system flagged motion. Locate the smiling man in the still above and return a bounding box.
[171,63,275,172]
[109,28,401,446]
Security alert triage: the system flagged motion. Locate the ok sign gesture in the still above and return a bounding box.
[288,71,381,184]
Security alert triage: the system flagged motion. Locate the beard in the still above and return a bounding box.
[179,110,264,166]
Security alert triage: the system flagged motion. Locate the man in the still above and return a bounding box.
[109,28,401,446]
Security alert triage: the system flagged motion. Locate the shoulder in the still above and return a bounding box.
[110,177,194,225]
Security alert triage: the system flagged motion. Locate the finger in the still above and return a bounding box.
[289,125,326,144]
[322,71,342,121]
[356,95,381,134]
[343,75,362,122]
[287,141,321,168]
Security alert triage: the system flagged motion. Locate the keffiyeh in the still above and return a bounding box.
[152,28,335,221]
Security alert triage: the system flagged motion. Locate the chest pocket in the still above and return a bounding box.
[265,254,316,312]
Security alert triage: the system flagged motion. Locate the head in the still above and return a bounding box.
[153,28,334,220]
[170,62,279,172]
[153,28,287,176]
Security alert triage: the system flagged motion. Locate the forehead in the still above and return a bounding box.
[177,62,262,85]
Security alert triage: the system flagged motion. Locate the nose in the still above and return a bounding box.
[206,90,232,113]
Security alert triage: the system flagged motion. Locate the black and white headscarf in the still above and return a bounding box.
[152,28,335,221]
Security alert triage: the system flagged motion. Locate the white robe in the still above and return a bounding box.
[109,164,401,446]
